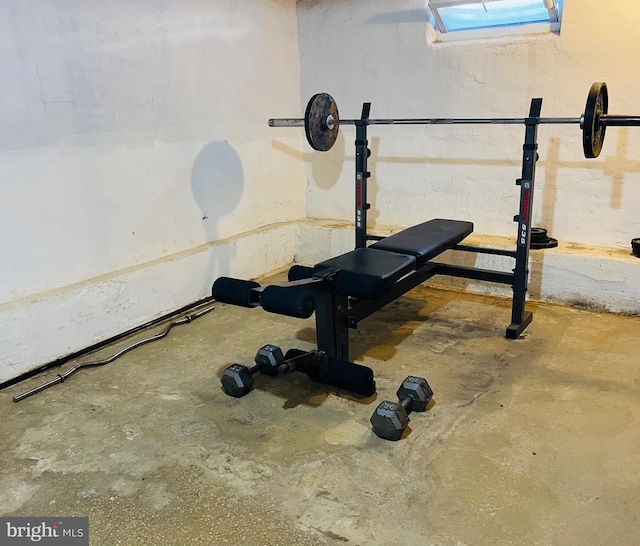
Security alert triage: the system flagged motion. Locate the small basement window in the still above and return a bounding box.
[428,0,563,40]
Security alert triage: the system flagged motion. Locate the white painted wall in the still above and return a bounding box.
[0,0,304,382]
[4,0,640,384]
[293,0,640,251]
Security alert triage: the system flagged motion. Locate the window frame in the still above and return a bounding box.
[428,0,563,38]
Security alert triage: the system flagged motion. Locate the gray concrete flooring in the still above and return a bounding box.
[1,275,640,545]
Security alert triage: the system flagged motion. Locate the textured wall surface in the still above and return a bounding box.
[3,0,640,382]
[0,0,303,380]
[293,0,640,250]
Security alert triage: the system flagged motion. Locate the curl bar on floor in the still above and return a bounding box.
[268,82,638,158]
[12,303,215,402]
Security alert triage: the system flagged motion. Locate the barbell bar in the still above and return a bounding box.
[268,82,640,158]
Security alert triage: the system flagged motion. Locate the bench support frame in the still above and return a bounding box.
[213,98,546,396]
[350,98,542,341]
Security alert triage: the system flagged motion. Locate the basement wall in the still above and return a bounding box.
[289,0,640,310]
[0,0,303,383]
[4,0,640,385]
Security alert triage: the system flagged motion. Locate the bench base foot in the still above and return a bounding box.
[506,312,533,339]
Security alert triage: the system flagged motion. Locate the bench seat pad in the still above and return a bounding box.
[315,248,416,300]
[370,218,473,267]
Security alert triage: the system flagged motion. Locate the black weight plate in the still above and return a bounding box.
[582,82,608,158]
[530,237,558,250]
[304,93,339,151]
[632,238,640,258]
[530,227,548,244]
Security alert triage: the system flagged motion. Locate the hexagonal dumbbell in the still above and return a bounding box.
[370,376,433,441]
[220,344,285,397]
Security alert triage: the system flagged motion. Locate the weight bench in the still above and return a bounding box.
[213,97,546,399]
[312,218,473,300]
[213,219,473,397]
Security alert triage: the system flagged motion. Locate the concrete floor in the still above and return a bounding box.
[1,274,640,545]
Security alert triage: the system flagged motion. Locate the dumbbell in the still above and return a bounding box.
[220,344,284,398]
[370,376,433,441]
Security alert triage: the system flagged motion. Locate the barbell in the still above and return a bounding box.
[268,82,640,158]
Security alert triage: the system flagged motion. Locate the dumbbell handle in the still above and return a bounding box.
[399,397,412,413]
[277,350,325,374]
[229,361,267,378]
[378,397,413,415]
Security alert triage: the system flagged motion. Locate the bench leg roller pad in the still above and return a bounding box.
[315,359,376,397]
[288,264,315,282]
[213,277,261,307]
[261,286,316,319]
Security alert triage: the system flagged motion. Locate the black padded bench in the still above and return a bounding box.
[313,248,416,300]
[212,93,547,405]
[212,218,474,399]
[312,219,473,300]
[370,218,474,267]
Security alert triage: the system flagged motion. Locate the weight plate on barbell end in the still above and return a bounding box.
[304,93,339,151]
[582,82,608,158]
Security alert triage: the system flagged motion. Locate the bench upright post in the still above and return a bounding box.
[507,98,541,338]
[314,288,350,362]
[355,103,372,249]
